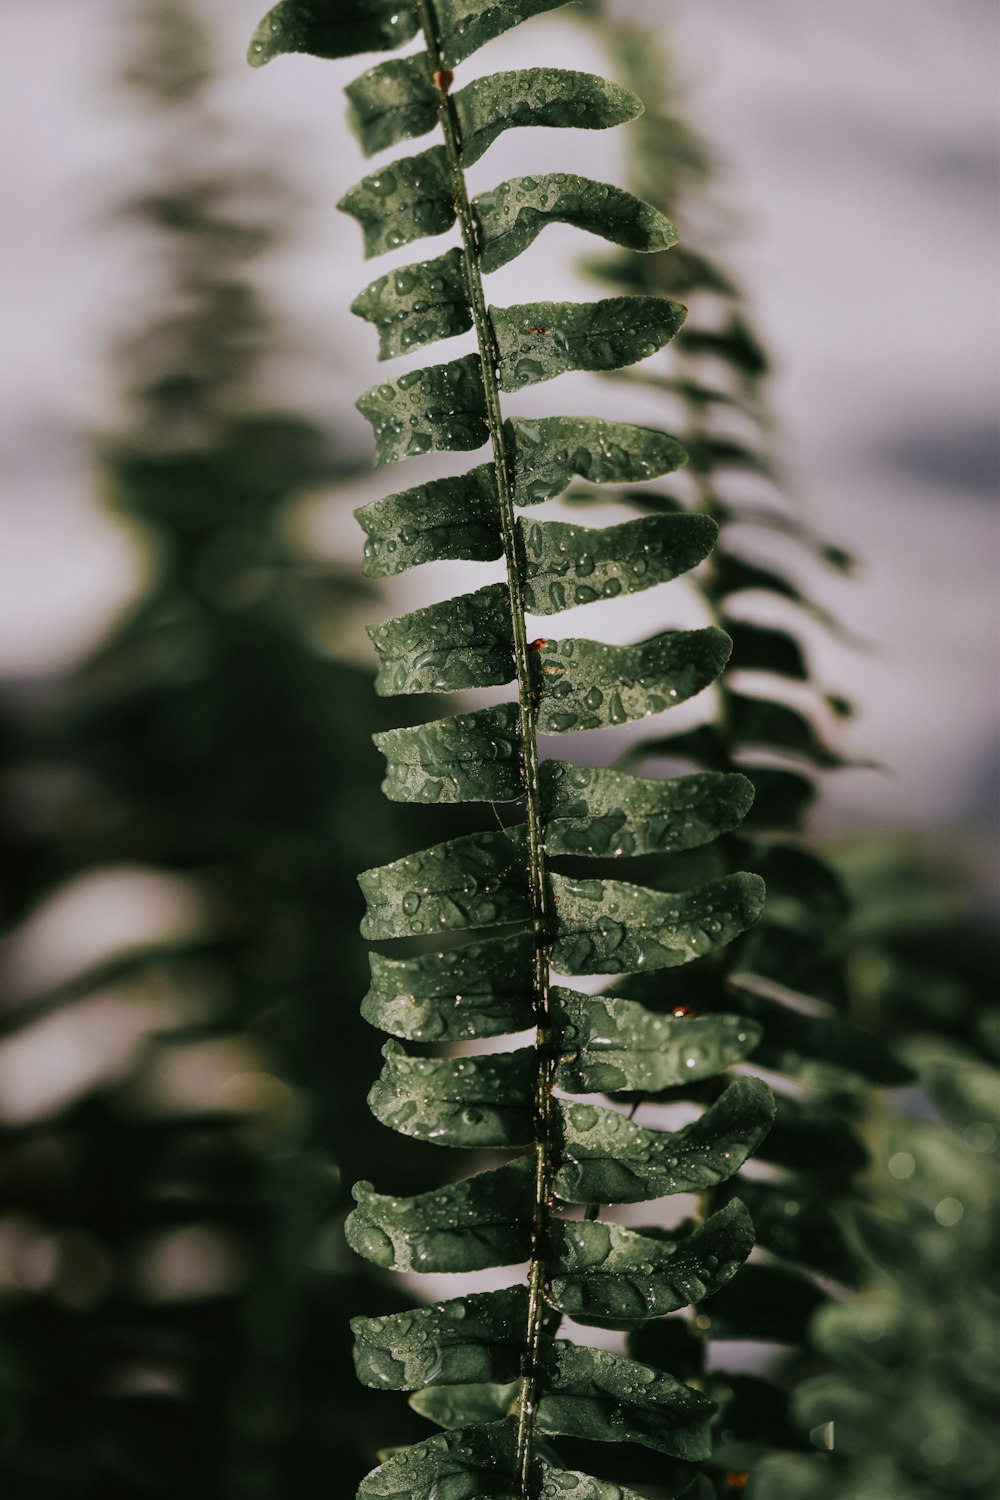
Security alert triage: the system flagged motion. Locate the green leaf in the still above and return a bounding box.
[352,247,473,361]
[507,415,687,505]
[710,1179,856,1284]
[374,704,524,804]
[353,1286,529,1390]
[742,766,816,831]
[731,694,847,768]
[409,1382,517,1429]
[756,1092,869,1180]
[356,463,499,576]
[456,69,643,167]
[725,987,913,1090]
[520,512,717,614]
[359,826,529,940]
[535,628,731,734]
[537,1343,714,1459]
[362,932,535,1042]
[357,354,487,465]
[346,1160,533,1272]
[553,1077,775,1203]
[356,1417,656,1500]
[549,870,766,975]
[551,986,760,1093]
[436,0,570,65]
[725,619,808,680]
[338,146,454,258]
[369,1041,535,1147]
[492,297,685,391]
[476,175,677,273]
[548,1199,755,1322]
[367,583,512,696]
[346,52,437,156]
[700,1263,828,1343]
[356,1419,519,1500]
[248,0,419,66]
[540,761,753,858]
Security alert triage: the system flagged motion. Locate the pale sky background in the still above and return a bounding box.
[1,0,997,886]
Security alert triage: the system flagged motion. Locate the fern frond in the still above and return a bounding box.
[249,4,774,1495]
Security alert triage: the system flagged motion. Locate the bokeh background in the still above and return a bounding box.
[0,1,996,1495]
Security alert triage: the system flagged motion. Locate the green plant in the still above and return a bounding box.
[247,5,792,1497]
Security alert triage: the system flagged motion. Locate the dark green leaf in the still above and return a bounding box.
[352,247,472,360]
[731,694,847,768]
[710,1179,856,1284]
[551,986,760,1093]
[409,1382,517,1429]
[725,987,912,1090]
[362,933,535,1042]
[356,1419,518,1500]
[540,761,753,858]
[725,619,807,680]
[520,512,717,615]
[353,1286,528,1390]
[476,175,677,272]
[700,1263,828,1343]
[548,1199,755,1322]
[356,463,499,576]
[741,766,816,831]
[535,628,731,735]
[553,1077,775,1202]
[755,1092,868,1179]
[369,1041,535,1147]
[357,354,487,465]
[493,297,685,391]
[678,313,769,378]
[374,704,524,804]
[437,0,570,65]
[507,415,687,506]
[346,1160,533,1272]
[456,69,643,168]
[338,146,454,259]
[367,582,512,696]
[249,0,419,66]
[538,1343,715,1459]
[346,52,437,156]
[735,920,848,1009]
[549,870,766,976]
[359,826,529,940]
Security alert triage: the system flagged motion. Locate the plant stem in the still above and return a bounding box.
[418,6,555,1492]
